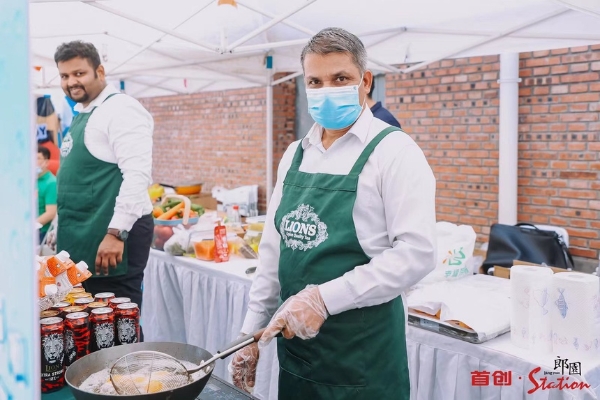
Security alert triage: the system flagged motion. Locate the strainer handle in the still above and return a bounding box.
[192,328,268,373]
[220,328,266,353]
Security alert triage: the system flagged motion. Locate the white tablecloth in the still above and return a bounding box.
[142,250,600,400]
[141,249,257,382]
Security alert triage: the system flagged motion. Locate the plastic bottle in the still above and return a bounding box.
[214,221,230,263]
[229,204,242,227]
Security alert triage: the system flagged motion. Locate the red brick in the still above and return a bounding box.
[551,65,569,74]
[571,46,591,53]
[571,63,590,73]
[560,73,600,83]
[561,93,600,102]
[559,189,596,199]
[570,248,597,258]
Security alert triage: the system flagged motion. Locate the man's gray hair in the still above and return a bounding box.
[301,27,367,75]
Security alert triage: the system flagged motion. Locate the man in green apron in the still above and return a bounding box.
[54,41,154,321]
[231,28,437,399]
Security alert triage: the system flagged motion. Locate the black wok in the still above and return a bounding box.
[65,342,214,400]
[65,328,266,400]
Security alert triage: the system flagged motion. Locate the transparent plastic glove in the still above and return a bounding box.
[259,285,328,347]
[228,341,259,394]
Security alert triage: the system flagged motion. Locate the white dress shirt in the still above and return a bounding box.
[73,84,154,232]
[241,106,437,334]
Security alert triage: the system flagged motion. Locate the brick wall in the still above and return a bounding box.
[386,56,501,243]
[386,45,600,259]
[517,45,600,259]
[139,73,296,211]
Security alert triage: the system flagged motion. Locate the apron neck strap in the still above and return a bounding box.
[289,126,401,175]
[289,140,305,171]
[87,92,121,114]
[348,126,400,176]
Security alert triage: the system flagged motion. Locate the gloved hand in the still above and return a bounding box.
[259,285,328,347]
[229,341,259,394]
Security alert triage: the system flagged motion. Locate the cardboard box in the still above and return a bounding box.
[474,248,487,275]
[187,193,218,210]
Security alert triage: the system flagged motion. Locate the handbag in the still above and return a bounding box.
[482,223,574,274]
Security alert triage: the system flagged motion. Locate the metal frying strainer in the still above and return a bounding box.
[109,328,266,395]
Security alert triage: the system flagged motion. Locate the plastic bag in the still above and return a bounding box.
[39,215,58,256]
[163,226,190,256]
[419,221,477,284]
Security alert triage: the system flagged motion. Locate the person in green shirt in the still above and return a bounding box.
[37,146,57,244]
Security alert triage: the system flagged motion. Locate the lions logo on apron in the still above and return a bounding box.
[280,204,328,251]
[60,134,73,157]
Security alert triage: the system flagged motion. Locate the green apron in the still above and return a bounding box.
[274,126,410,399]
[56,93,128,277]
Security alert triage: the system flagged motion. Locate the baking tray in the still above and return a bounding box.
[408,312,510,344]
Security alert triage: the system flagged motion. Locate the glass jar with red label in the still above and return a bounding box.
[87,301,108,311]
[94,292,115,304]
[74,297,94,313]
[61,305,85,319]
[109,297,131,310]
[40,317,65,393]
[51,302,70,314]
[64,312,90,366]
[116,303,140,345]
[90,307,115,352]
[40,310,60,319]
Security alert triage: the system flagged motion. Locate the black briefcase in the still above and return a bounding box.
[482,223,574,274]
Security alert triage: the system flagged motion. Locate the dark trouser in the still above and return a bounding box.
[83,214,153,341]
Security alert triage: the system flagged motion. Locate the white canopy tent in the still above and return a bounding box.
[30,0,600,95]
[29,0,600,215]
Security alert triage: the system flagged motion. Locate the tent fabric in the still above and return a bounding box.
[30,0,600,98]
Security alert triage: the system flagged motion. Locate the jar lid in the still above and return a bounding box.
[91,307,113,315]
[95,292,115,298]
[117,303,139,310]
[41,317,63,325]
[66,312,89,319]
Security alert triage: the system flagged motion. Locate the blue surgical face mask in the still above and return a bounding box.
[306,79,365,130]
[37,167,43,175]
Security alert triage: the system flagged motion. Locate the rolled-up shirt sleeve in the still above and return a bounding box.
[106,99,154,232]
[319,143,437,315]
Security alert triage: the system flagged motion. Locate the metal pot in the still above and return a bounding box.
[160,183,203,196]
[65,342,214,400]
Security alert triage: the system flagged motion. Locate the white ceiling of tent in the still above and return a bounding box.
[29,0,600,98]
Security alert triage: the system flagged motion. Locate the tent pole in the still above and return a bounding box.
[272,71,302,86]
[266,57,274,204]
[498,53,521,225]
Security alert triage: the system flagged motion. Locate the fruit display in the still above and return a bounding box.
[243,222,264,254]
[148,183,165,202]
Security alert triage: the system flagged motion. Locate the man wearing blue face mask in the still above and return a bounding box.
[231,27,436,399]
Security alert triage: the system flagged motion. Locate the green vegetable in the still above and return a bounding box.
[162,200,182,212]
[191,204,204,213]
